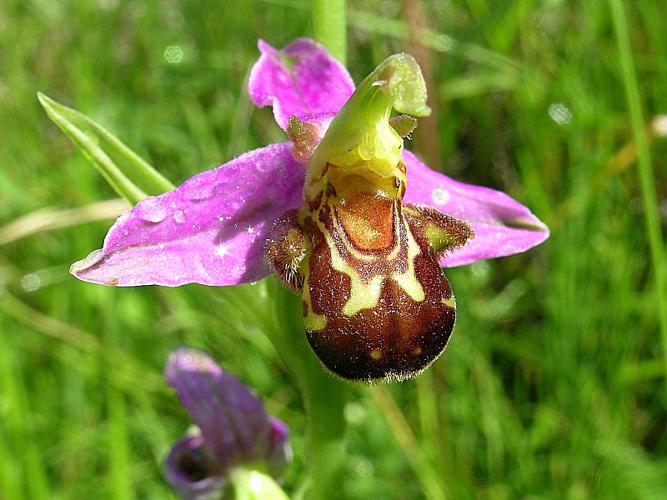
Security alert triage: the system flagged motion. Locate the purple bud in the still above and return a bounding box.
[266,417,292,478]
[164,348,292,498]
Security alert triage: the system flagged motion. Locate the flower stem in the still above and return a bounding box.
[610,0,667,387]
[218,282,348,498]
[312,0,347,65]
[300,363,346,500]
[268,279,348,500]
[227,468,290,499]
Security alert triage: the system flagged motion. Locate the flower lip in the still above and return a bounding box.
[327,169,404,202]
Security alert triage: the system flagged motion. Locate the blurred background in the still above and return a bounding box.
[1,0,666,498]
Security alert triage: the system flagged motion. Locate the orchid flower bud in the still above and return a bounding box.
[164,348,291,499]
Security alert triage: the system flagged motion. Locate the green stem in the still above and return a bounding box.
[104,292,133,500]
[228,468,289,499]
[300,363,347,500]
[225,281,348,499]
[216,282,348,498]
[610,1,667,386]
[268,279,348,500]
[312,0,347,64]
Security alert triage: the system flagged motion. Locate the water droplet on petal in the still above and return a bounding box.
[136,197,168,223]
[173,210,185,224]
[186,183,216,201]
[256,159,279,174]
[431,187,450,205]
[216,244,229,258]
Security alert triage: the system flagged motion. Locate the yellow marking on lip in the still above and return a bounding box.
[441,296,456,309]
[304,310,326,331]
[313,203,425,318]
[300,256,327,331]
[342,275,384,317]
[314,213,383,317]
[391,225,425,303]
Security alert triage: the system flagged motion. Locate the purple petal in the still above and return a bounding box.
[266,417,292,478]
[403,151,549,266]
[165,434,225,500]
[248,38,355,129]
[165,348,272,468]
[71,143,304,286]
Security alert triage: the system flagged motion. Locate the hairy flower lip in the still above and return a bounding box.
[70,38,548,289]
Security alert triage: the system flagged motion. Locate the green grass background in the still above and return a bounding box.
[1,0,666,498]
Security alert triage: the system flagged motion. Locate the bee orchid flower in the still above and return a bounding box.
[71,39,548,381]
[164,347,291,499]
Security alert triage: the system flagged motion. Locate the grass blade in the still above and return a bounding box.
[610,0,667,386]
[38,92,175,204]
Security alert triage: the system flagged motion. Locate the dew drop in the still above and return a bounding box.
[173,210,185,224]
[431,187,450,205]
[186,184,216,201]
[136,197,167,223]
[216,244,229,258]
[255,160,276,173]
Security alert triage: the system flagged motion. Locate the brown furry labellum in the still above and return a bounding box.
[266,191,473,382]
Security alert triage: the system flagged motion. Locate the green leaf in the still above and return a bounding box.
[37,92,175,205]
